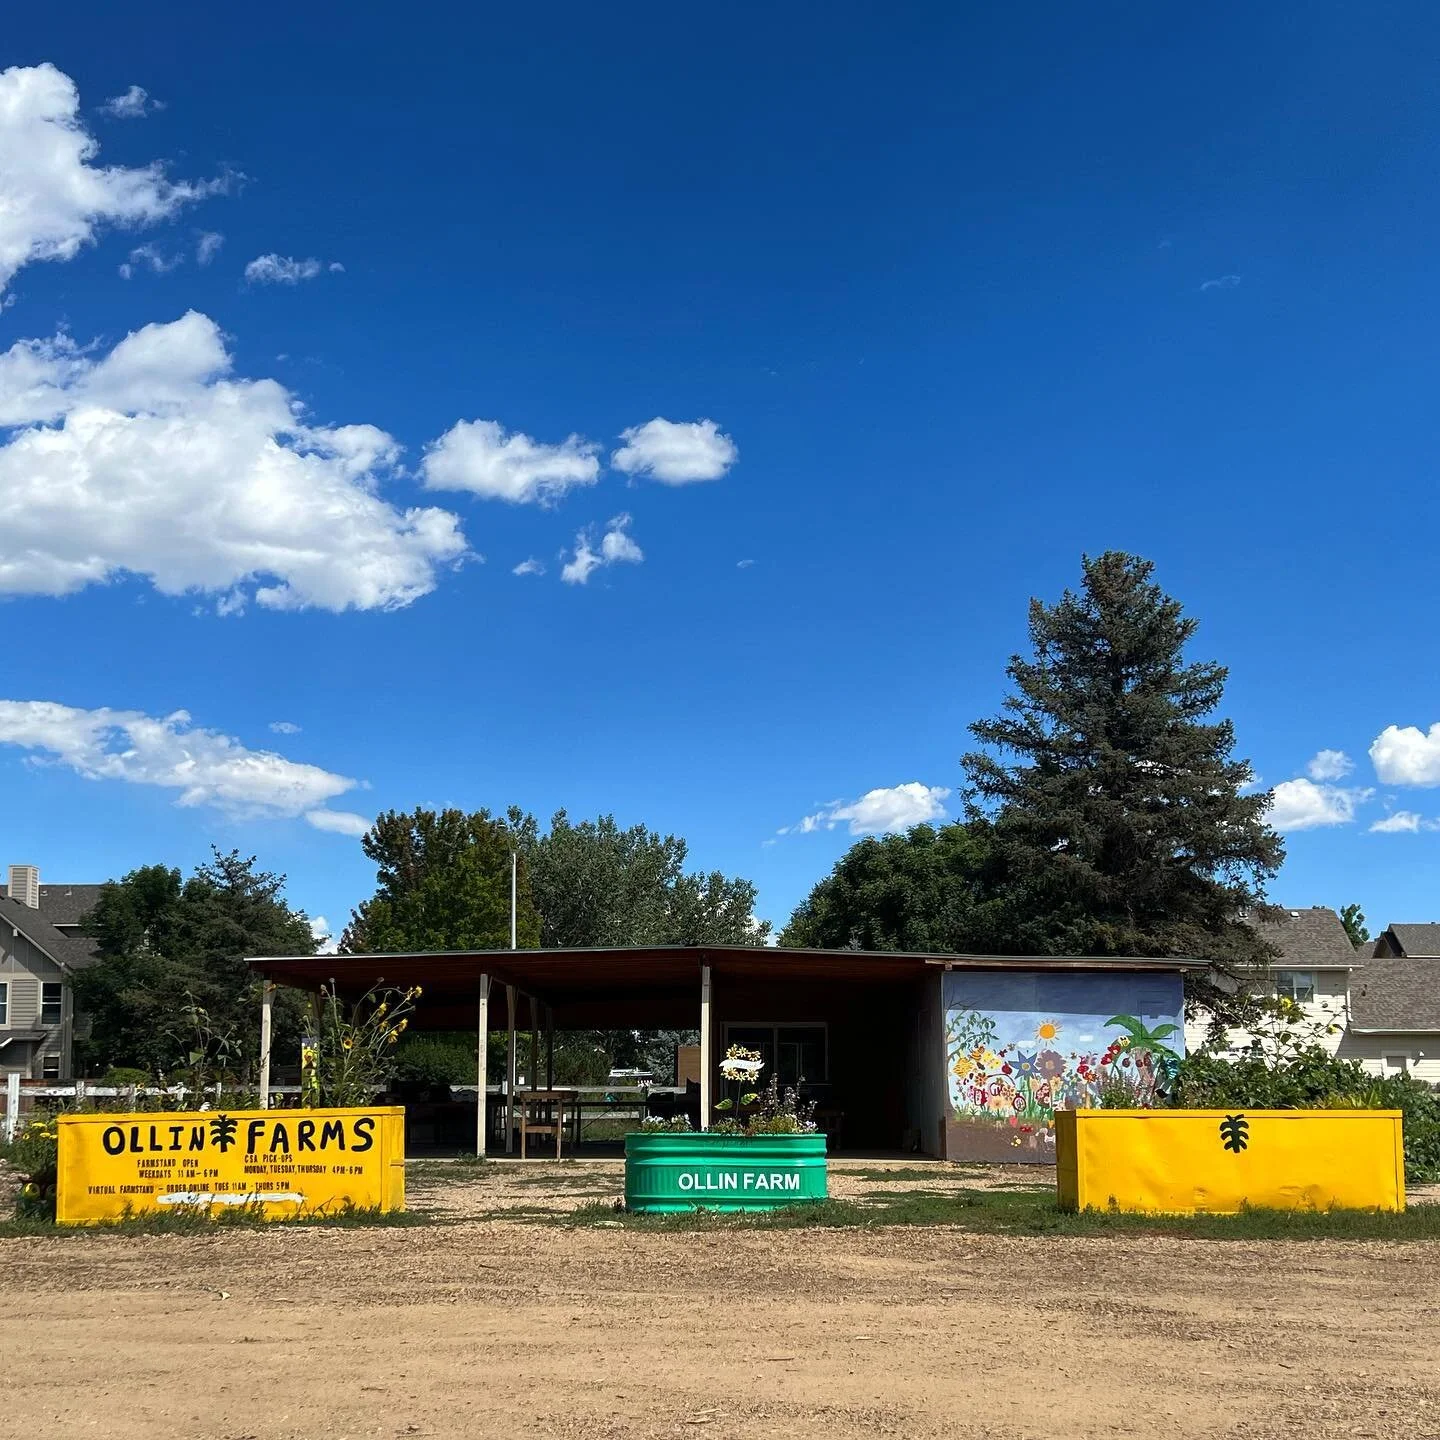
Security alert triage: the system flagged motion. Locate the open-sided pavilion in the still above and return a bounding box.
[247,944,1191,1160]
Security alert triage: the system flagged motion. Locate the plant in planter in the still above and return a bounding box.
[624,1048,825,1212]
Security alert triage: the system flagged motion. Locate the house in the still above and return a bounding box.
[0,865,102,1080]
[1183,905,1360,1057]
[1368,924,1440,959]
[1337,960,1440,1081]
[1182,904,1440,1083]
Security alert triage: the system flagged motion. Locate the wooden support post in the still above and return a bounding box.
[545,1006,555,1090]
[505,985,517,1153]
[476,974,491,1157]
[529,994,540,1092]
[699,963,713,1131]
[258,981,274,1110]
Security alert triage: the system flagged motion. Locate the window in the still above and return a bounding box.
[723,1023,828,1087]
[1274,970,1316,1004]
[0,980,7,1026]
[41,1052,61,1080]
[1384,1055,1410,1077]
[40,982,62,1026]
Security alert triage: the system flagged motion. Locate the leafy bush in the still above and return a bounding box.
[99,1067,153,1086]
[551,1041,611,1087]
[391,1035,476,1089]
[1168,1048,1440,1183]
[6,1115,59,1220]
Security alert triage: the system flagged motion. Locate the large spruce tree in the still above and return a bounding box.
[962,551,1282,1010]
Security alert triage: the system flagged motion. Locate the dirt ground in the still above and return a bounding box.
[1,1158,1437,1440]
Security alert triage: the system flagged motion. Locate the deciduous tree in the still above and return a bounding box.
[76,849,316,1074]
[340,807,541,953]
[780,821,995,952]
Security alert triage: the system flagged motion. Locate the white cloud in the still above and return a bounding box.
[1370,811,1423,834]
[0,700,366,830]
[303,808,371,838]
[243,254,323,285]
[0,63,223,294]
[118,242,182,279]
[1371,724,1440,787]
[1267,778,1372,831]
[561,514,643,585]
[328,261,344,273]
[269,720,301,735]
[1200,274,1241,292]
[611,417,737,484]
[780,782,950,838]
[195,231,223,266]
[737,558,755,569]
[99,85,162,120]
[512,558,545,577]
[0,310,468,612]
[309,915,339,955]
[1306,749,1353,782]
[422,419,600,505]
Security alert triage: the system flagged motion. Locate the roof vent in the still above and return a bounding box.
[7,864,40,909]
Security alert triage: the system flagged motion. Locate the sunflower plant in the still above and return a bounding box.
[7,1114,60,1219]
[309,980,422,1108]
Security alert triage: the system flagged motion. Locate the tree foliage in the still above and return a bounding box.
[780,822,994,951]
[340,807,541,953]
[1341,903,1370,948]
[962,551,1284,1010]
[75,849,316,1074]
[512,808,767,947]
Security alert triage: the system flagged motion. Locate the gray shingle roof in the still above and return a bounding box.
[1382,924,1440,958]
[1348,959,1440,1032]
[36,882,104,928]
[1252,906,1359,967]
[0,896,101,970]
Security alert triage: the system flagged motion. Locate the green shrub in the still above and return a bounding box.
[1168,1048,1440,1183]
[391,1035,477,1089]
[99,1067,153,1086]
[6,1115,59,1220]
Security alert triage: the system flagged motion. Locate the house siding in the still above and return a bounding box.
[1336,1032,1440,1084]
[1184,970,1351,1057]
[0,922,69,1078]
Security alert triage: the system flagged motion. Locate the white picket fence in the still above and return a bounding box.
[1,1074,662,1144]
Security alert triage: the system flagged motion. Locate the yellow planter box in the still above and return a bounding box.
[56,1107,406,1226]
[1054,1108,1405,1214]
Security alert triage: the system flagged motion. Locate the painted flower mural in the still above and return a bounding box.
[941,971,1186,1163]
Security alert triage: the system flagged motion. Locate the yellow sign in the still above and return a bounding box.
[1054,1108,1405,1214]
[56,1107,406,1226]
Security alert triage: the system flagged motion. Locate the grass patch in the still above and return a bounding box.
[0,1202,433,1241]
[839,1165,997,1183]
[558,1186,1440,1240]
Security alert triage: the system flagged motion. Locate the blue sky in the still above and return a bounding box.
[3,4,1440,944]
